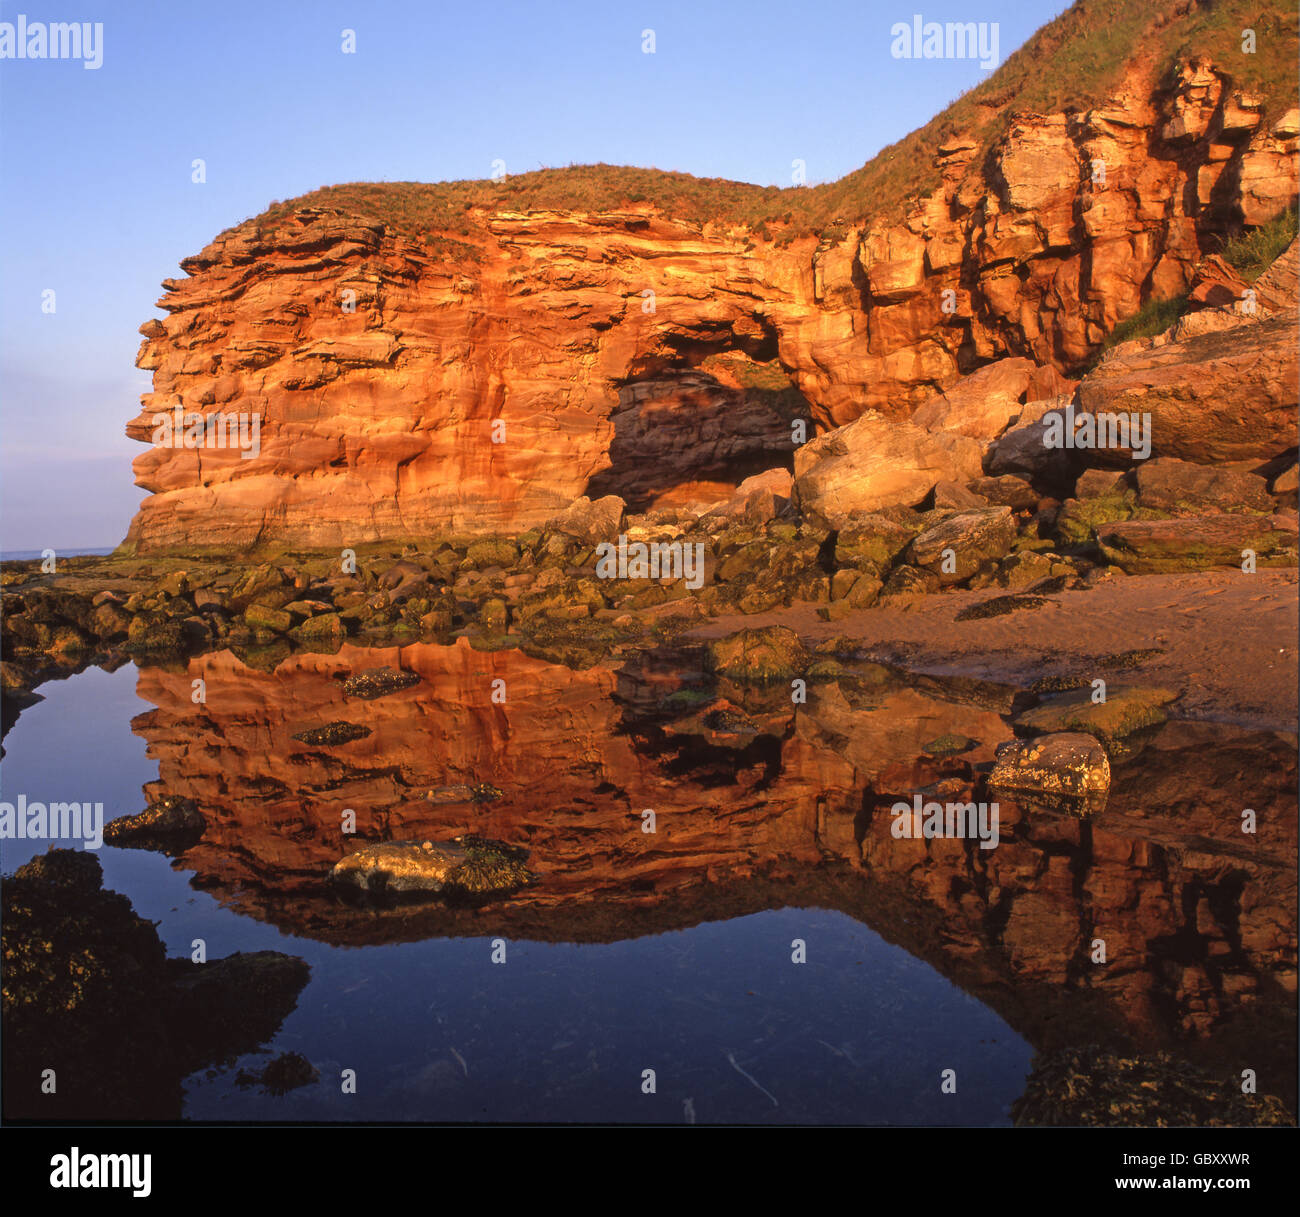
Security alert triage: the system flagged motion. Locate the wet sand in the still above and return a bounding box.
[685,569,1299,732]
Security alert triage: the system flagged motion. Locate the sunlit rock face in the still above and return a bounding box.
[127,642,1296,1102]
[124,55,1298,553]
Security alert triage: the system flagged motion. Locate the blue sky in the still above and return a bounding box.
[0,0,1068,549]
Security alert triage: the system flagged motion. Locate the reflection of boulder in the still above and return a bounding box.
[331,836,534,903]
[1,850,309,1120]
[103,795,205,853]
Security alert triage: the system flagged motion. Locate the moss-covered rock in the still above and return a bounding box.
[1015,685,1178,751]
[705,625,808,682]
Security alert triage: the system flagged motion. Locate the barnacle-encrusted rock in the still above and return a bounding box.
[989,731,1111,814]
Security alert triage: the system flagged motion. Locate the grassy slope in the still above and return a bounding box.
[242,0,1296,252]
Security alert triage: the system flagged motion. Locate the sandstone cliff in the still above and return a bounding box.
[124,1,1299,552]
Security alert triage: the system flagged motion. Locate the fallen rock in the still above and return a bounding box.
[1186,254,1250,310]
[1078,312,1299,464]
[909,356,1038,441]
[547,495,627,546]
[969,474,1038,509]
[983,396,1077,484]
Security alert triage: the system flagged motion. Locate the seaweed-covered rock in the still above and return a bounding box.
[705,625,808,682]
[1098,513,1299,573]
[1015,686,1178,750]
[1012,1046,1292,1127]
[908,508,1016,584]
[834,512,919,575]
[2,850,308,1120]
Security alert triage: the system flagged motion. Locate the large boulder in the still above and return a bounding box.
[705,625,808,682]
[1077,312,1299,465]
[792,412,983,528]
[983,396,1078,484]
[546,495,626,546]
[909,356,1038,441]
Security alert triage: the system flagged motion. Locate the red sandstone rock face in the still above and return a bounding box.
[125,58,1299,552]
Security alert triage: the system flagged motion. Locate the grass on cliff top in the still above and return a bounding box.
[242,0,1296,250]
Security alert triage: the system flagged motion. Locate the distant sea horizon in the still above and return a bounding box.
[1,546,117,562]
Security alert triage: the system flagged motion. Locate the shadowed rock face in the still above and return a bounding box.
[121,641,1297,1111]
[123,50,1299,552]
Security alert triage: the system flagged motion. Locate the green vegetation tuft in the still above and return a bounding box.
[1220,206,1298,281]
[1103,294,1190,351]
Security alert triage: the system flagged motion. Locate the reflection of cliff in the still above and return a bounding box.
[128,642,1297,1103]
